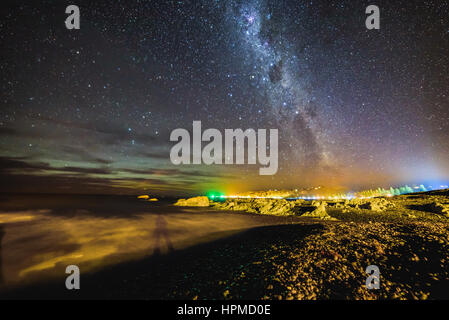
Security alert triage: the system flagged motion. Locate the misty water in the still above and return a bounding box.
[0,194,298,288]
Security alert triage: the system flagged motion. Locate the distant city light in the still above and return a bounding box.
[206,183,448,201]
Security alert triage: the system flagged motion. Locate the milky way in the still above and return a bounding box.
[0,0,448,195]
[228,0,326,166]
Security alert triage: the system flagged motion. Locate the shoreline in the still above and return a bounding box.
[1,218,448,299]
[1,191,449,299]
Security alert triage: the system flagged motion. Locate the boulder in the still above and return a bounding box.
[311,200,326,207]
[174,196,210,207]
[257,199,295,215]
[302,203,335,220]
[364,198,395,212]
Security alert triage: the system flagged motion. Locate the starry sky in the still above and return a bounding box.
[0,0,448,195]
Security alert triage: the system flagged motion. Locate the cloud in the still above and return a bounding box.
[33,116,162,146]
[0,171,186,195]
[136,151,170,160]
[0,156,51,173]
[0,156,220,195]
[118,167,229,179]
[59,146,113,165]
[0,156,111,175]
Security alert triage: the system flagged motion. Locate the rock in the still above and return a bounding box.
[365,198,395,212]
[257,199,295,215]
[429,202,449,216]
[342,197,394,212]
[174,196,210,207]
[213,198,295,215]
[311,200,326,207]
[335,202,345,209]
[302,203,335,220]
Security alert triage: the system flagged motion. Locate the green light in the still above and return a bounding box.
[206,191,225,200]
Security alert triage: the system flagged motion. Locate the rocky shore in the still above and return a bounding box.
[163,191,449,299]
[165,220,449,300]
[174,192,449,223]
[2,191,448,300]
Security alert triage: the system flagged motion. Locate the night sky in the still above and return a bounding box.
[0,0,448,195]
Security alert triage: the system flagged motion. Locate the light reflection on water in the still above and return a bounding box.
[0,194,293,287]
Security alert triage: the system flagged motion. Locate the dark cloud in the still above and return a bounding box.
[268,59,283,83]
[119,167,228,179]
[0,156,51,173]
[291,114,322,166]
[0,156,226,194]
[0,172,175,195]
[0,156,202,195]
[0,156,110,175]
[32,117,162,146]
[60,146,113,165]
[136,151,170,160]
[305,103,318,119]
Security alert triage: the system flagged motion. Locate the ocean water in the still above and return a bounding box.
[0,194,297,287]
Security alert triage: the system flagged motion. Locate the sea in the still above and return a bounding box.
[0,193,297,287]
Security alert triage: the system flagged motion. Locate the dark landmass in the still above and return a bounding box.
[1,190,449,299]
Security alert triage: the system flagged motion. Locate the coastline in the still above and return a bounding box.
[1,192,449,299]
